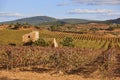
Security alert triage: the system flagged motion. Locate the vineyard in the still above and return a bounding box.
[0,29,120,79]
[0,29,120,50]
[0,46,120,79]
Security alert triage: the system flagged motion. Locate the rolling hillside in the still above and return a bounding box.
[61,18,93,24]
[105,18,120,24]
[0,16,96,25]
[0,16,119,25]
[1,16,57,25]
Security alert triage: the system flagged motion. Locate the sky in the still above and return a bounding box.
[0,0,120,22]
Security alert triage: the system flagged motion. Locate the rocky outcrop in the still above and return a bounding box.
[22,31,39,43]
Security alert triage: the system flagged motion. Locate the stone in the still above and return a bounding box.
[22,31,39,43]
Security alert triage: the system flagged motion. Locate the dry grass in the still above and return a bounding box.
[0,29,114,49]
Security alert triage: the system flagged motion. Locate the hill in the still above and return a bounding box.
[0,16,95,25]
[105,18,120,24]
[61,18,93,24]
[1,16,58,25]
[0,16,119,25]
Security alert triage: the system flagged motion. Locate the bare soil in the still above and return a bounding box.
[0,70,120,80]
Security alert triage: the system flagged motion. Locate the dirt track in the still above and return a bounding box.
[0,70,120,80]
[0,70,101,80]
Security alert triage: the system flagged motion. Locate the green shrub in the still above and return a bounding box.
[9,43,16,46]
[34,38,49,47]
[11,22,21,30]
[61,37,74,47]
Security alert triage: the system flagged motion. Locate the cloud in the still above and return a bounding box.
[57,0,120,7]
[0,12,23,17]
[68,9,120,20]
[68,9,114,14]
[68,9,120,17]
[71,0,120,5]
[107,12,120,16]
[57,3,69,6]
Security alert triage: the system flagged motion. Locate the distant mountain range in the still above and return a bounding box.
[0,16,120,25]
